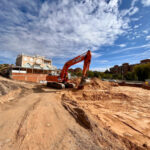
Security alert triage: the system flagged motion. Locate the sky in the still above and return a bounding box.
[0,0,150,71]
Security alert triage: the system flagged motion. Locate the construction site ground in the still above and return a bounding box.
[0,76,150,150]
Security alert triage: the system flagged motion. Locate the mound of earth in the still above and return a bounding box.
[71,77,117,90]
[0,76,34,104]
[0,80,19,95]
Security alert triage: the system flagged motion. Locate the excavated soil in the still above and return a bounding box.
[0,76,150,150]
[62,78,150,149]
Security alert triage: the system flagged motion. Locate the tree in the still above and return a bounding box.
[105,69,110,74]
[93,71,101,78]
[134,63,150,81]
[87,70,95,78]
[100,72,112,79]
[112,74,122,79]
[124,72,137,81]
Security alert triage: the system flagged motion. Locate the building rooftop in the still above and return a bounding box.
[17,54,51,61]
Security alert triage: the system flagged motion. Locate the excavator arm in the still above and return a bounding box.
[60,50,91,82]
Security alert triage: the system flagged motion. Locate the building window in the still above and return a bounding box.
[34,64,41,69]
[36,59,41,64]
[24,57,28,61]
[24,63,32,68]
[44,66,50,70]
[44,61,50,65]
[30,58,33,62]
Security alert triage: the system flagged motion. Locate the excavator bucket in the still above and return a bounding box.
[78,77,90,89]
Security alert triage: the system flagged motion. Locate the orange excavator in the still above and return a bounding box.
[46,50,92,89]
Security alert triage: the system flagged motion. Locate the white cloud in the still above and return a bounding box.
[91,67,110,72]
[111,44,150,54]
[121,6,139,17]
[96,60,109,63]
[118,44,126,47]
[92,52,102,58]
[141,0,150,6]
[146,35,150,40]
[133,0,150,7]
[143,30,149,34]
[136,35,140,38]
[131,0,139,7]
[128,7,139,16]
[134,25,139,28]
[131,17,140,21]
[0,0,132,62]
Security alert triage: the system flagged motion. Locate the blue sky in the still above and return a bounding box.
[0,0,150,71]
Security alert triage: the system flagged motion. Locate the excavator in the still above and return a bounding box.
[46,50,92,89]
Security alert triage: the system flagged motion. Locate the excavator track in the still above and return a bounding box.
[65,83,75,88]
[47,82,75,89]
[47,82,65,89]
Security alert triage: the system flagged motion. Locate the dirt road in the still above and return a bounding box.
[0,77,150,150]
[0,86,100,150]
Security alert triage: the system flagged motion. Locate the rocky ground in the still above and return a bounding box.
[0,76,150,150]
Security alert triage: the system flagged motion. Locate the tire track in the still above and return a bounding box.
[15,97,41,142]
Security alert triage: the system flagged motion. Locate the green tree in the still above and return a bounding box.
[87,70,95,78]
[100,73,112,79]
[124,72,137,81]
[112,74,122,79]
[76,71,82,77]
[93,71,101,78]
[134,63,150,81]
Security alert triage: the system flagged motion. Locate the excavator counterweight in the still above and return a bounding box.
[46,50,92,89]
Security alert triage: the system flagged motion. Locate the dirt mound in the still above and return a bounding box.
[70,78,127,102]
[70,77,82,87]
[84,78,111,90]
[0,76,32,104]
[71,77,115,90]
[78,91,130,101]
[0,80,19,95]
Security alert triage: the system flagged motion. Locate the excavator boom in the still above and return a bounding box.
[60,50,91,82]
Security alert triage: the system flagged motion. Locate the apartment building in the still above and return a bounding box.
[16,54,56,70]
[110,59,150,75]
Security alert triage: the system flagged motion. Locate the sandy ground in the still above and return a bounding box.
[63,78,150,149]
[0,76,150,150]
